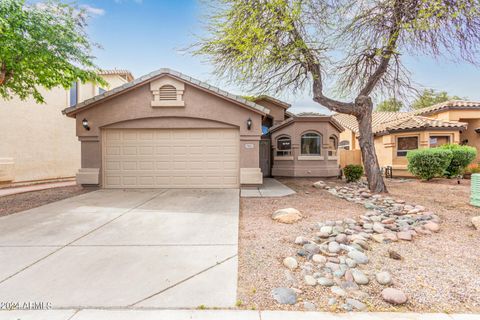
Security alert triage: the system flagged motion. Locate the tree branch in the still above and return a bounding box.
[359,0,402,96]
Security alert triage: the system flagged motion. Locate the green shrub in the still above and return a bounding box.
[407,148,453,180]
[343,164,364,182]
[439,144,477,177]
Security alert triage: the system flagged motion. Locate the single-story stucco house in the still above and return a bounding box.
[333,100,480,176]
[0,69,133,187]
[63,68,343,188]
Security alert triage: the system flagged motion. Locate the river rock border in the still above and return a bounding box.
[272,180,441,311]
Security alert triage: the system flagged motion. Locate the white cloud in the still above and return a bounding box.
[80,4,105,16]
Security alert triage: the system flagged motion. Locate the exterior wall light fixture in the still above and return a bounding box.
[82,118,90,131]
[247,118,252,130]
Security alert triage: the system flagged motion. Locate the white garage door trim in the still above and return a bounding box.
[102,128,239,188]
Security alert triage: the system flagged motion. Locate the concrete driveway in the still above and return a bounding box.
[0,189,239,309]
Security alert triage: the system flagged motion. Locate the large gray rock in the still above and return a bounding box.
[348,250,369,264]
[381,288,407,305]
[272,208,302,224]
[272,287,297,305]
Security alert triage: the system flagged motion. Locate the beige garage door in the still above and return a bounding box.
[103,128,239,188]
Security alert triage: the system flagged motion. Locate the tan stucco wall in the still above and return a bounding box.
[339,129,358,150]
[270,119,341,177]
[72,75,264,186]
[254,99,286,124]
[0,74,128,185]
[424,109,480,161]
[375,130,460,176]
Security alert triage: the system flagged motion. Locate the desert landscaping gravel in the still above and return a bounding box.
[0,185,92,217]
[238,177,480,312]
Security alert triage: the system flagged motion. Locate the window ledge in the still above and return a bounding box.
[328,156,338,160]
[298,155,324,160]
[151,100,185,107]
[274,156,294,161]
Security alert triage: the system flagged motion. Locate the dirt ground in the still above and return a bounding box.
[238,177,480,312]
[0,186,92,217]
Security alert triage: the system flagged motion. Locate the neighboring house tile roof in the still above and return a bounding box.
[333,112,411,134]
[63,68,269,116]
[372,115,467,135]
[413,100,480,116]
[333,111,467,136]
[296,112,328,117]
[98,69,134,82]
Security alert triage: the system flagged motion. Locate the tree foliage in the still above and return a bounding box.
[411,89,463,110]
[194,0,480,192]
[0,0,105,103]
[375,98,404,112]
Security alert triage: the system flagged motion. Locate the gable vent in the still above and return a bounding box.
[159,85,177,100]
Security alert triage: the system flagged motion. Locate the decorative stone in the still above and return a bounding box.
[283,257,298,270]
[373,222,385,233]
[303,301,316,311]
[331,286,347,297]
[272,208,302,224]
[295,236,309,245]
[423,222,440,232]
[313,181,327,189]
[320,226,333,234]
[303,243,320,255]
[304,275,317,286]
[351,269,369,285]
[328,241,341,253]
[345,258,357,268]
[472,216,480,230]
[335,233,348,244]
[348,250,369,264]
[272,287,297,305]
[312,254,327,265]
[397,231,412,241]
[371,234,385,243]
[381,288,407,305]
[346,298,367,311]
[388,250,402,260]
[317,277,334,286]
[376,271,392,285]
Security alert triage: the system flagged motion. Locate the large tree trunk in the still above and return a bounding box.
[354,96,388,193]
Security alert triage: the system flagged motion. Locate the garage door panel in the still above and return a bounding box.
[103,128,239,188]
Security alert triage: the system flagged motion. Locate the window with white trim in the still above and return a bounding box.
[429,135,450,148]
[397,136,418,157]
[276,136,292,156]
[301,132,321,155]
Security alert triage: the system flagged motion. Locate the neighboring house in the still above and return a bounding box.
[62,68,344,189]
[333,100,480,176]
[0,70,134,187]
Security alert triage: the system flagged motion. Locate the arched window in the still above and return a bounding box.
[328,135,338,156]
[339,140,350,150]
[276,136,292,156]
[159,85,177,101]
[301,132,321,155]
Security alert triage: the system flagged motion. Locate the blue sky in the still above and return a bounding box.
[79,0,480,114]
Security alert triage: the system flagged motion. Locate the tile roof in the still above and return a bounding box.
[63,68,269,116]
[333,112,411,134]
[372,115,467,135]
[333,111,467,136]
[253,95,291,109]
[413,100,480,116]
[98,69,134,82]
[269,112,344,133]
